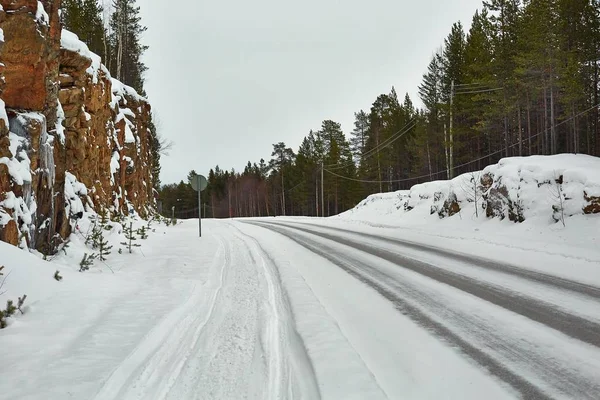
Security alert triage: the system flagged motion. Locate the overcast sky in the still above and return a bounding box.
[137,0,484,185]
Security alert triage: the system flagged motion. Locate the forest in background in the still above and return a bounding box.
[151,1,600,218]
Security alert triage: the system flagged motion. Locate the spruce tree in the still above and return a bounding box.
[350,111,370,161]
[120,222,140,253]
[61,0,106,58]
[109,0,148,93]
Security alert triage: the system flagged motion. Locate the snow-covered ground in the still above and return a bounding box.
[1,155,599,400]
[0,219,319,400]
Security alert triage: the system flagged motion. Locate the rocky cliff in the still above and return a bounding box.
[0,0,155,253]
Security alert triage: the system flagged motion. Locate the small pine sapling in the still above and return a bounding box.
[99,209,112,231]
[54,270,63,281]
[60,240,71,255]
[0,265,6,295]
[79,253,96,272]
[5,300,16,317]
[137,226,148,240]
[86,221,103,250]
[17,295,26,314]
[121,222,141,253]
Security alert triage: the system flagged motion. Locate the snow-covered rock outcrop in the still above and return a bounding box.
[0,1,155,253]
[341,154,600,225]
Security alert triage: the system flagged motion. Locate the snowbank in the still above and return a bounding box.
[341,154,600,226]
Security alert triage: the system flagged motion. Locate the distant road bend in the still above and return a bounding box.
[245,219,600,400]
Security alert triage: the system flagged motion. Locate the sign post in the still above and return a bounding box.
[190,173,208,237]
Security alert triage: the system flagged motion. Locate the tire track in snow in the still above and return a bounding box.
[277,221,600,299]
[93,222,319,400]
[92,232,229,400]
[250,221,600,400]
[230,224,322,400]
[233,225,391,400]
[258,221,600,347]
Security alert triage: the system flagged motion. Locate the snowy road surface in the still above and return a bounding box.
[2,218,599,400]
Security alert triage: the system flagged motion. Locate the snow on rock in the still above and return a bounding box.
[55,99,66,144]
[0,130,35,247]
[64,172,89,219]
[340,154,600,225]
[35,1,49,25]
[1,132,33,186]
[0,98,8,127]
[111,78,145,107]
[482,154,600,221]
[60,29,108,84]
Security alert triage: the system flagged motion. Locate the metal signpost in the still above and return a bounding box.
[190,173,208,237]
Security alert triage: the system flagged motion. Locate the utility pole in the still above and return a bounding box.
[197,179,201,237]
[315,177,319,217]
[449,79,455,179]
[321,162,324,218]
[281,170,286,216]
[228,183,232,218]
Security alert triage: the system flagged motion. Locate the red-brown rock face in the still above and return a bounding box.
[0,0,155,252]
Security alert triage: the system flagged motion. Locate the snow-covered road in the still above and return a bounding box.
[2,218,599,400]
[241,219,600,399]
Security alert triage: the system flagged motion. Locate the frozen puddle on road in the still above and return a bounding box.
[94,221,319,400]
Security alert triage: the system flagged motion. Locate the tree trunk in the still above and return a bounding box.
[281,171,285,216]
[518,104,522,156]
[444,123,450,179]
[544,86,549,155]
[550,81,556,154]
[571,102,579,154]
[265,185,270,217]
[376,131,382,193]
[594,56,599,156]
[527,94,532,155]
[449,80,454,179]
[228,184,232,218]
[426,138,432,180]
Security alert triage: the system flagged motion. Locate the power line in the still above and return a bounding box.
[454,87,504,95]
[454,81,490,88]
[327,118,418,170]
[324,102,600,185]
[326,117,417,168]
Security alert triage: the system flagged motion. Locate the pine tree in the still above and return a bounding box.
[441,22,467,178]
[269,143,295,215]
[79,253,96,272]
[120,221,140,253]
[61,0,107,58]
[109,0,148,93]
[350,111,370,161]
[96,210,113,261]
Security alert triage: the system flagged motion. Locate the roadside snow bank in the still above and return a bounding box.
[342,154,600,225]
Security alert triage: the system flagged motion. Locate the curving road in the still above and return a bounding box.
[245,219,600,400]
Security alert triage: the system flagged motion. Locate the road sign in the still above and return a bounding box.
[189,174,207,238]
[190,174,207,192]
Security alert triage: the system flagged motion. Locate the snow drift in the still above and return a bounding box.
[341,154,600,225]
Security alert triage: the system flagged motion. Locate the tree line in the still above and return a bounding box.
[60,0,168,189]
[164,0,600,219]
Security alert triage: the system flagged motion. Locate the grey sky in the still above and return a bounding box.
[137,0,484,185]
